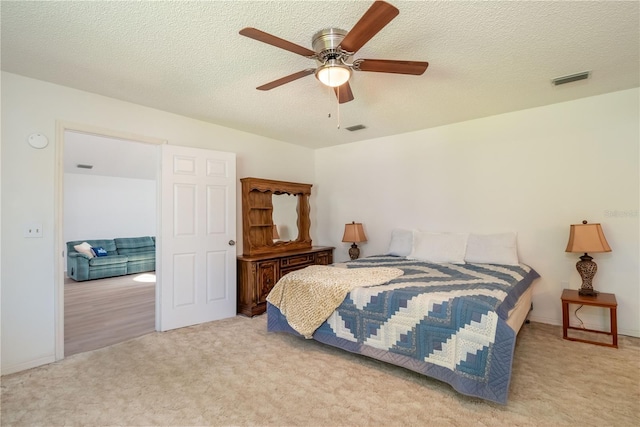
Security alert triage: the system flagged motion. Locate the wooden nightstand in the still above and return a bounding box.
[561,289,617,348]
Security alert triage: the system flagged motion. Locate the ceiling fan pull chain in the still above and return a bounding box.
[337,90,341,129]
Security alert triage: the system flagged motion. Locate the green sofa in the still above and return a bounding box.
[66,236,155,282]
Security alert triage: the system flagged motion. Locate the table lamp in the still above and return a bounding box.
[565,220,612,296]
[342,221,367,260]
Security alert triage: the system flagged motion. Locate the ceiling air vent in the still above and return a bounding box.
[76,164,93,169]
[345,124,366,132]
[551,71,590,86]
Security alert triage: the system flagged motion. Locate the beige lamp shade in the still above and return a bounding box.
[565,221,611,253]
[342,221,367,243]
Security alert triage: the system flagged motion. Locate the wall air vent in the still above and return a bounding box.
[345,124,366,132]
[551,71,590,86]
[76,164,93,169]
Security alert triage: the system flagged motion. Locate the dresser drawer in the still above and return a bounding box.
[280,264,310,277]
[280,254,315,268]
[257,260,278,304]
[237,246,334,317]
[316,251,331,265]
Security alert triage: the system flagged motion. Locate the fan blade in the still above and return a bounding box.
[256,69,315,91]
[339,1,399,53]
[239,27,316,57]
[357,59,429,75]
[333,82,355,104]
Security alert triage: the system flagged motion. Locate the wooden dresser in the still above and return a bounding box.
[237,246,334,317]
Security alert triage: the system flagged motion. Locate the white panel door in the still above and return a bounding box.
[159,145,236,331]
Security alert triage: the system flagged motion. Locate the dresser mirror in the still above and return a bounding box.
[241,177,312,256]
[272,193,299,242]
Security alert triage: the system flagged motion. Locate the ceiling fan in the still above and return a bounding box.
[239,0,429,104]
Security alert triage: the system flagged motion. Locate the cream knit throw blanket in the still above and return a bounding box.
[266,265,404,339]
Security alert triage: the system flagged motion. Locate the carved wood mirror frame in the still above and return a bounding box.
[241,177,312,256]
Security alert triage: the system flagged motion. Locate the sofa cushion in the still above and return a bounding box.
[88,264,127,280]
[92,247,108,257]
[118,246,155,255]
[124,251,155,262]
[115,236,155,255]
[88,254,129,267]
[73,242,94,259]
[88,239,118,254]
[68,239,118,256]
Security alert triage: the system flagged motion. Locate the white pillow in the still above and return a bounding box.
[386,228,414,257]
[73,242,94,259]
[464,232,519,266]
[408,231,468,264]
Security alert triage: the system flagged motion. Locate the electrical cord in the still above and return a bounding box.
[574,304,585,329]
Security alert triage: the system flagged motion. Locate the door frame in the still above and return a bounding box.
[54,121,166,361]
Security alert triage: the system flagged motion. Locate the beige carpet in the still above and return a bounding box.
[1,316,638,426]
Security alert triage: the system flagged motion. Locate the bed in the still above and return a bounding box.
[266,255,540,404]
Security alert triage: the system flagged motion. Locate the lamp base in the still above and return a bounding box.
[348,243,360,260]
[576,253,599,297]
[578,288,599,297]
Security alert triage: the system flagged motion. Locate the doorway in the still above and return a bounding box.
[62,130,160,356]
[54,122,237,361]
[56,123,165,360]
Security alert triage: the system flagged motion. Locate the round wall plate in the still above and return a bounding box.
[28,133,49,149]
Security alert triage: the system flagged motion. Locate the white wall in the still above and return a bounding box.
[2,70,638,375]
[64,173,156,243]
[1,72,315,374]
[315,88,639,337]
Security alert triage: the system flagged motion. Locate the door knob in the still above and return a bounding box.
[228,240,236,246]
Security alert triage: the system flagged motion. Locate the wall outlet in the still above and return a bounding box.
[24,223,43,238]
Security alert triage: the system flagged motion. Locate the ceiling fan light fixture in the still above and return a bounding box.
[315,61,352,87]
[240,2,427,103]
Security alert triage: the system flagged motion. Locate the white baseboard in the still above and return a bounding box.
[617,327,640,338]
[527,315,639,338]
[1,354,55,376]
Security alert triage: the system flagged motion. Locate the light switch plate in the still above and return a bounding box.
[24,223,43,238]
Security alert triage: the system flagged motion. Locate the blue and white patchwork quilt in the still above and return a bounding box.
[267,255,540,404]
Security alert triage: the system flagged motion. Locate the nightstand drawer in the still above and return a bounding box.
[280,254,314,268]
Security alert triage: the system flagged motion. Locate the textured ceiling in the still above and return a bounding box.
[2,1,639,149]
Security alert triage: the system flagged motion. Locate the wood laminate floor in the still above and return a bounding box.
[64,273,156,357]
